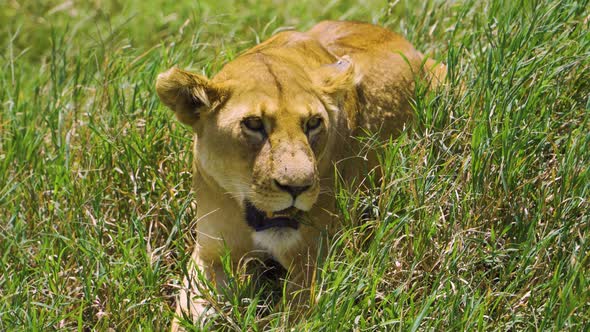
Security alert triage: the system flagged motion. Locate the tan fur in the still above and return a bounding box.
[156,21,446,330]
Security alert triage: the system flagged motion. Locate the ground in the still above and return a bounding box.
[0,0,588,330]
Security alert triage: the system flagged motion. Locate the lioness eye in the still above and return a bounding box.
[306,116,322,133]
[242,117,265,132]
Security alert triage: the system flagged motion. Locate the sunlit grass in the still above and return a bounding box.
[1,0,588,330]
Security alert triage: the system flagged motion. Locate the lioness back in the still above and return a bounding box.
[308,21,442,137]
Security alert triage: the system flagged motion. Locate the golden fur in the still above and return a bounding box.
[156,20,446,330]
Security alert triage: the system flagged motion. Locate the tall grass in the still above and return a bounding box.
[1,0,588,330]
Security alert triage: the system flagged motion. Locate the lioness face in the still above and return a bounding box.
[156,57,353,231]
[198,89,328,227]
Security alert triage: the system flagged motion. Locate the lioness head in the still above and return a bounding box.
[156,36,356,231]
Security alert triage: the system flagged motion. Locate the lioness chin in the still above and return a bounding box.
[156,20,446,330]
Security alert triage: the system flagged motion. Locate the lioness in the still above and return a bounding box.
[156,20,445,329]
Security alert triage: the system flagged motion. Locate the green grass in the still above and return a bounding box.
[1,0,589,330]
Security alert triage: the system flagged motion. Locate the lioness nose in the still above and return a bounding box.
[274,180,311,199]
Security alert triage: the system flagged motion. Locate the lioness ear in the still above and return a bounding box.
[313,55,358,99]
[156,67,223,126]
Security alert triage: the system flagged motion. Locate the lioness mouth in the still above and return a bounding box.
[245,201,300,232]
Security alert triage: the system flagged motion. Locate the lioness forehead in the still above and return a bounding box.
[217,52,318,93]
[219,91,319,122]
